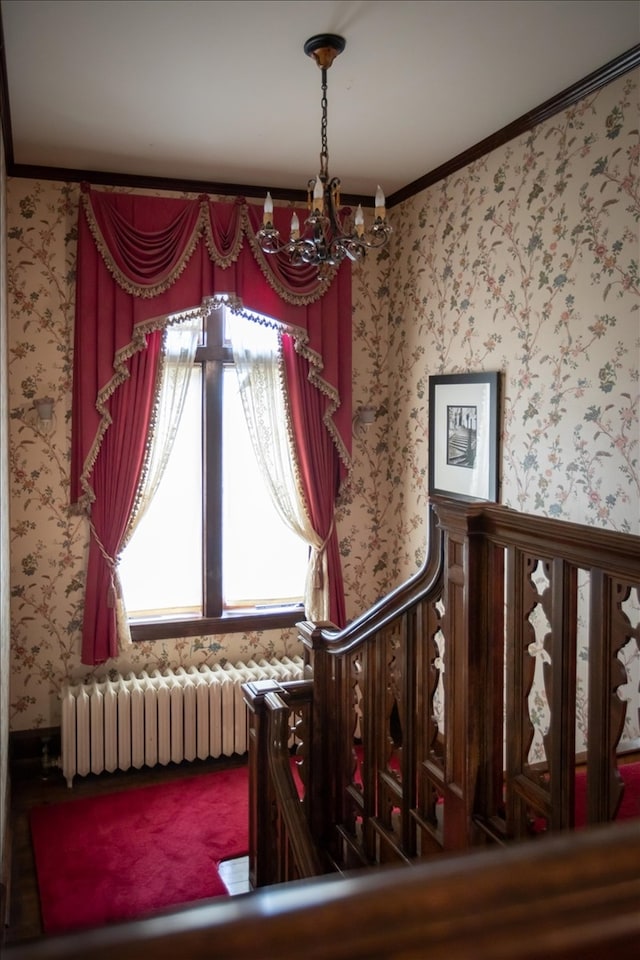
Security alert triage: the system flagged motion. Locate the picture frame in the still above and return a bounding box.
[428,372,500,502]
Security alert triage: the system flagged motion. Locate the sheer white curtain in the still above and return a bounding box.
[231,313,329,620]
[115,310,201,647]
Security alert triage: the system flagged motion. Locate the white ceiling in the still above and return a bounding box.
[1,0,639,201]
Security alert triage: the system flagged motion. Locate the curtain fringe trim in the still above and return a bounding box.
[76,308,206,514]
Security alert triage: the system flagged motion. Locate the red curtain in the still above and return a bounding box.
[72,186,352,664]
[283,337,347,628]
[83,337,162,664]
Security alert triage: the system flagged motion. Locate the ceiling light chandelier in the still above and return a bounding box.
[257,34,392,277]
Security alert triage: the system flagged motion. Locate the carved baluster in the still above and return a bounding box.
[506,552,548,838]
[588,576,638,823]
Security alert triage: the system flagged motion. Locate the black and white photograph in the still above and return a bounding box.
[428,372,499,501]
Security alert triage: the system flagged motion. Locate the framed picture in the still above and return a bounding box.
[428,372,500,502]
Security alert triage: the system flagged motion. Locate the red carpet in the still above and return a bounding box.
[30,758,640,935]
[529,761,640,834]
[30,764,249,935]
[575,760,640,826]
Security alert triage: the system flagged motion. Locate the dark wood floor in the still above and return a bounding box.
[4,753,250,949]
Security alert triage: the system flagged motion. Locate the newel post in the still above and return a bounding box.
[243,677,284,888]
[430,496,493,849]
[296,620,337,849]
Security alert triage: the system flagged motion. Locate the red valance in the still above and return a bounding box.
[71,186,352,510]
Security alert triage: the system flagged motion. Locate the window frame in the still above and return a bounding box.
[129,306,305,643]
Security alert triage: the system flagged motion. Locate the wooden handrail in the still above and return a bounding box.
[297,498,444,656]
[7,818,640,960]
[470,499,640,575]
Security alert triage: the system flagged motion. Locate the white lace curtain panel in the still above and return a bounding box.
[231,313,330,621]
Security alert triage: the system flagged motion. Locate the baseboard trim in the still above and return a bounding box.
[1,771,10,938]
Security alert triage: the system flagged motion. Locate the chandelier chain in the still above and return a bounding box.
[320,67,329,181]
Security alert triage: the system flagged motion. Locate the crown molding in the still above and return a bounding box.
[1,34,638,209]
[387,44,640,207]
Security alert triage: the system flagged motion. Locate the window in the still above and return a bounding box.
[118,304,308,641]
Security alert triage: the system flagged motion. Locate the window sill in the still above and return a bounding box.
[129,607,305,642]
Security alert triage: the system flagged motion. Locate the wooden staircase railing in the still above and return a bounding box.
[245,497,640,888]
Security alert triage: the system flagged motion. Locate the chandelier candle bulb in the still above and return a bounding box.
[263,192,273,225]
[355,205,364,236]
[290,212,300,240]
[375,185,386,219]
[313,176,324,212]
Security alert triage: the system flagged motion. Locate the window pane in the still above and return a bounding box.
[222,365,306,607]
[120,311,307,625]
[119,368,203,619]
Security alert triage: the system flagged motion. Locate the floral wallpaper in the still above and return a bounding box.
[6,68,639,756]
[344,68,640,754]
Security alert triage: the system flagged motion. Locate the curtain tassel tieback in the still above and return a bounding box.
[89,522,120,608]
[313,518,335,590]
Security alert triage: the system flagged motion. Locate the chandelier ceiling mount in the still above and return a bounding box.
[303,32,345,70]
[257,33,392,277]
